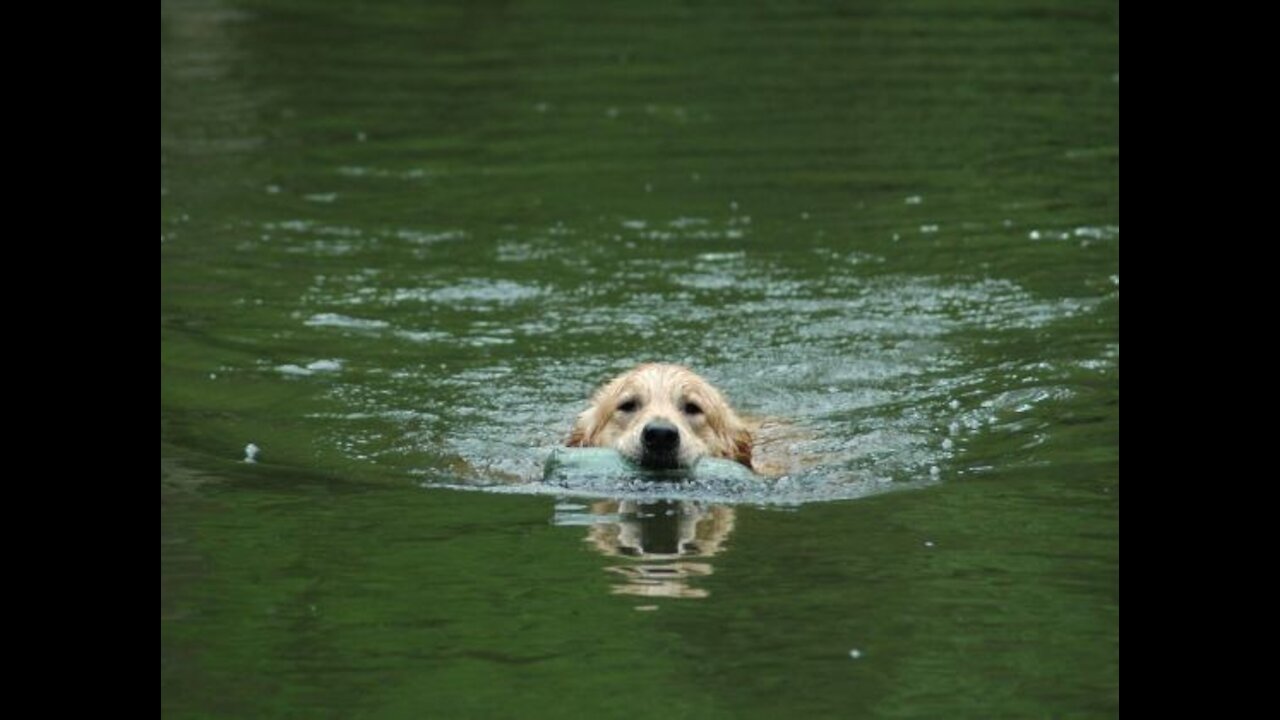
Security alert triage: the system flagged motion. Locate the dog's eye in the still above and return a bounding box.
[683,401,703,416]
[617,399,638,413]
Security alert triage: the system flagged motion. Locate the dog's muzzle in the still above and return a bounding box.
[640,420,681,468]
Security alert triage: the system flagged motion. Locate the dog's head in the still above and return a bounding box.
[567,363,753,469]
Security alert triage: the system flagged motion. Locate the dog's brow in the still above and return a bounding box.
[678,384,706,401]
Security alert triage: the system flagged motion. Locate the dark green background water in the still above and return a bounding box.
[161,0,1118,716]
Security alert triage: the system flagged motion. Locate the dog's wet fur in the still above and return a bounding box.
[567,364,753,471]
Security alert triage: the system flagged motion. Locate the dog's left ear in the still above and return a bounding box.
[729,425,754,470]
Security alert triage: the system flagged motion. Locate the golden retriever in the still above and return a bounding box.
[567,363,754,470]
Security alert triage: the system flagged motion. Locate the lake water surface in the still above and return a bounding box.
[161,0,1118,716]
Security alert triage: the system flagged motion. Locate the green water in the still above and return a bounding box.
[161,0,1118,717]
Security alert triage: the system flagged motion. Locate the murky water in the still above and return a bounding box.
[162,0,1118,716]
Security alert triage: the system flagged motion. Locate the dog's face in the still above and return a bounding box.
[567,364,752,469]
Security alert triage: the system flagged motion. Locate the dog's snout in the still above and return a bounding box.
[642,420,680,453]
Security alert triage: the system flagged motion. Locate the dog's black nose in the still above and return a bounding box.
[642,420,680,453]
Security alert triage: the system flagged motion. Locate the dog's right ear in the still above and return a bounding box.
[565,409,595,447]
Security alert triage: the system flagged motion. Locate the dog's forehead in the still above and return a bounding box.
[624,365,702,398]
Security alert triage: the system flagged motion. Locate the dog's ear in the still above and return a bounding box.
[565,409,596,447]
[731,430,753,469]
[728,424,753,469]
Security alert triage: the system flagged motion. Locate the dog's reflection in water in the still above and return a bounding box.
[583,500,735,599]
